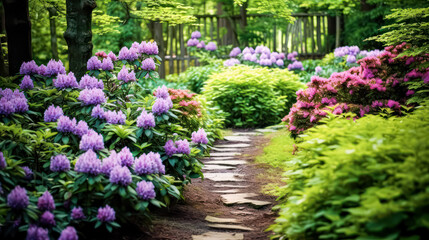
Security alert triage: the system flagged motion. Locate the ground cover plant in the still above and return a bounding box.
[0,41,222,239]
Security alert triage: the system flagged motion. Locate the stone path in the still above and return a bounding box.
[192,130,276,240]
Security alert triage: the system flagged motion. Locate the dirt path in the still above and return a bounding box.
[144,129,278,240]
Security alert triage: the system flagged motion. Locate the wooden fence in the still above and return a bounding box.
[153,13,340,78]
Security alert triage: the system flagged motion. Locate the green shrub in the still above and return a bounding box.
[176,64,222,94]
[203,65,304,128]
[269,104,429,239]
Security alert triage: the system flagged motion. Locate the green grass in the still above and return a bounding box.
[256,129,296,168]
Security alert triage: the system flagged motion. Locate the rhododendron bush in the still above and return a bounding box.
[283,43,429,134]
[0,41,220,239]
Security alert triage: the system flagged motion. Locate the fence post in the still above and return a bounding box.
[154,22,165,79]
[335,15,340,48]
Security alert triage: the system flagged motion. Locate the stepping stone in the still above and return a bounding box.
[224,136,251,142]
[203,165,235,170]
[255,128,278,133]
[203,157,234,161]
[208,224,254,231]
[212,189,241,194]
[231,211,253,216]
[207,160,247,166]
[221,193,271,209]
[214,184,249,188]
[210,152,241,157]
[205,216,240,224]
[192,232,244,240]
[204,173,245,182]
[233,132,262,136]
[214,144,251,148]
[212,148,242,152]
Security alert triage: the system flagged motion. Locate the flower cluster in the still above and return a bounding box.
[101,151,120,176]
[40,211,56,227]
[87,56,102,70]
[7,186,29,210]
[205,42,217,51]
[136,181,156,200]
[53,72,79,89]
[79,74,104,89]
[59,226,78,240]
[22,166,33,180]
[27,225,49,240]
[79,130,104,151]
[191,128,208,144]
[152,86,173,115]
[0,151,6,169]
[74,149,102,174]
[134,151,165,175]
[44,105,63,122]
[19,60,39,75]
[117,65,136,83]
[167,88,202,118]
[104,110,126,124]
[225,45,290,69]
[20,75,34,90]
[334,45,384,64]
[141,58,156,71]
[57,116,77,133]
[71,206,85,220]
[78,88,107,105]
[287,60,304,71]
[224,58,240,67]
[0,88,29,115]
[187,31,202,47]
[109,166,132,186]
[46,59,66,76]
[97,205,116,222]
[164,139,190,156]
[37,191,55,212]
[118,146,134,167]
[50,155,71,172]
[229,47,241,57]
[118,46,139,61]
[74,120,89,137]
[137,109,155,129]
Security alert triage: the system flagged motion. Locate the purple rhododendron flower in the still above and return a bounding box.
[260,59,272,66]
[271,52,280,59]
[205,42,217,51]
[46,59,66,76]
[27,225,49,240]
[97,205,115,222]
[288,61,304,71]
[57,116,76,133]
[187,38,199,47]
[118,47,138,61]
[164,139,177,157]
[109,165,132,186]
[22,166,33,180]
[71,206,85,220]
[74,149,102,174]
[191,128,208,144]
[191,31,202,39]
[53,72,79,89]
[37,64,48,76]
[387,100,401,109]
[91,104,105,119]
[79,130,104,151]
[137,110,156,129]
[136,181,156,200]
[315,66,322,74]
[79,74,104,89]
[0,88,29,115]
[50,155,70,172]
[117,65,136,83]
[73,120,89,137]
[175,139,190,155]
[40,211,56,227]
[7,186,29,210]
[140,41,159,55]
[59,226,78,240]
[229,47,241,57]
[104,110,126,124]
[347,55,357,64]
[44,105,64,122]
[154,85,169,99]
[242,47,255,55]
[20,75,34,90]
[101,150,120,176]
[118,146,134,167]
[134,151,165,175]
[19,60,39,75]
[108,51,118,61]
[78,88,107,105]
[0,151,7,169]
[152,98,173,115]
[275,59,284,67]
[37,191,55,212]
[224,58,240,67]
[101,57,114,71]
[196,41,205,49]
[141,58,156,71]
[87,56,102,70]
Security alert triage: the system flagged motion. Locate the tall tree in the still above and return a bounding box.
[64,0,96,79]
[2,0,32,75]
[48,6,59,60]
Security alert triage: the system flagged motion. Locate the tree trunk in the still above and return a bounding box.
[0,3,8,76]
[2,0,32,75]
[64,0,96,80]
[361,0,376,11]
[48,7,59,60]
[153,22,165,79]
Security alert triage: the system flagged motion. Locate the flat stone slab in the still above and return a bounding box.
[192,232,244,240]
[203,157,234,161]
[255,129,278,133]
[204,173,245,182]
[208,224,254,231]
[214,184,249,188]
[224,136,251,142]
[205,216,240,224]
[214,144,251,148]
[210,152,241,157]
[212,189,241,194]
[207,160,247,166]
[212,148,242,152]
[221,193,271,208]
[233,132,262,136]
[203,165,235,170]
[231,211,253,216]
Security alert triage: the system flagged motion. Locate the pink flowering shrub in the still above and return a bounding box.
[283,43,429,134]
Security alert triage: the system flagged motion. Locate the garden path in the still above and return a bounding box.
[145,129,278,240]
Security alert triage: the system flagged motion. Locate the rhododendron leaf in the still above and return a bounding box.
[95,221,102,229]
[62,136,69,145]
[119,187,127,198]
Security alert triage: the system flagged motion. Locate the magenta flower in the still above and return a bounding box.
[40,211,56,227]
[79,130,104,151]
[73,120,89,137]
[78,88,107,105]
[57,116,77,133]
[7,186,29,210]
[74,149,102,175]
[50,155,70,172]
[91,104,105,119]
[118,146,134,167]
[134,151,165,175]
[19,60,39,75]
[97,205,116,222]
[101,57,114,71]
[37,191,55,212]
[44,105,64,122]
[109,165,132,186]
[26,225,49,240]
[71,206,85,220]
[137,110,156,129]
[87,56,102,70]
[59,226,78,240]
[79,74,104,89]
[20,75,34,90]
[205,42,217,51]
[191,128,208,144]
[136,181,156,200]
[53,72,79,89]
[387,100,400,109]
[108,51,118,61]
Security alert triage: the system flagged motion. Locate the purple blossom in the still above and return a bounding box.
[224,58,240,67]
[57,116,76,133]
[59,226,78,240]
[152,98,173,115]
[37,191,55,212]
[137,110,156,129]
[40,211,56,227]
[87,56,102,70]
[109,166,132,186]
[91,104,105,119]
[19,60,39,75]
[0,151,7,169]
[196,41,205,49]
[7,186,29,210]
[50,155,70,172]
[275,59,284,67]
[79,74,104,89]
[271,52,280,59]
[44,105,64,122]
[118,146,134,167]
[104,110,126,124]
[191,128,208,144]
[71,206,85,220]
[260,53,269,60]
[406,90,415,96]
[334,47,350,58]
[315,66,323,74]
[187,38,199,47]
[348,46,360,56]
[387,100,401,109]
[287,51,298,61]
[243,53,253,61]
[46,59,66,76]
[0,88,29,115]
[37,64,48,76]
[101,151,120,175]
[26,225,49,240]
[118,47,138,61]
[154,85,170,99]
[134,152,165,175]
[136,181,156,200]
[205,42,217,51]
[250,54,258,62]
[288,61,304,71]
[79,130,104,151]
[242,47,255,55]
[260,59,272,66]
[141,58,156,71]
[347,55,357,64]
[20,75,34,90]
[191,31,202,39]
[164,139,177,157]
[278,53,286,60]
[74,149,102,174]
[73,120,89,137]
[101,57,114,71]
[97,205,116,222]
[53,72,79,89]
[176,139,190,155]
[117,65,136,83]
[22,166,33,180]
[141,41,159,55]
[229,47,241,57]
[78,88,107,105]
